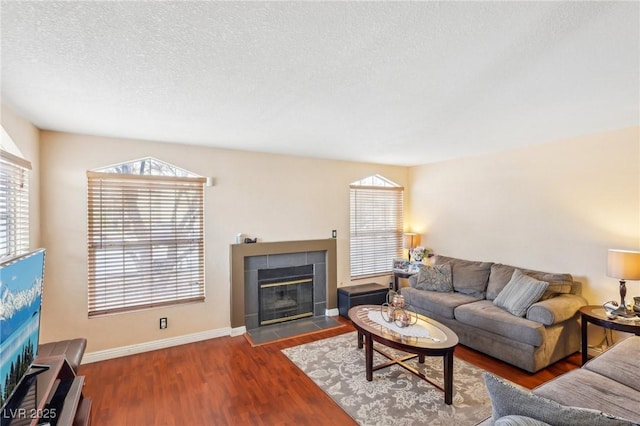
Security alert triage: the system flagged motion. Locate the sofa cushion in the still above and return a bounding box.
[400,286,481,319]
[413,263,453,292]
[435,255,493,298]
[486,263,573,301]
[495,415,551,426]
[582,336,640,393]
[532,368,640,424]
[485,373,635,426]
[454,300,545,346]
[493,269,549,317]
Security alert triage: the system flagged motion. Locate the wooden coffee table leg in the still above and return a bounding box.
[365,333,373,381]
[418,354,425,363]
[357,331,363,349]
[444,349,454,405]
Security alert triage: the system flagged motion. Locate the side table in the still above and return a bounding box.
[580,305,640,365]
[393,270,417,291]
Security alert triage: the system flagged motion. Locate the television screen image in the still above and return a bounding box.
[0,249,45,409]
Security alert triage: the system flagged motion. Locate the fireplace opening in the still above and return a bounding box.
[258,264,314,326]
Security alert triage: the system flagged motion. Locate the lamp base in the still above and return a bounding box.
[610,305,637,318]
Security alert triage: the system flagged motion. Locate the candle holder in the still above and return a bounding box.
[381,291,418,328]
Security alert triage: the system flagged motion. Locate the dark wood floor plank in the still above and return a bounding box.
[79,317,580,425]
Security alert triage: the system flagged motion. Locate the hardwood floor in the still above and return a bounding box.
[79,317,581,425]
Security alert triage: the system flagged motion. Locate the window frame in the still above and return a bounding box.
[86,161,206,317]
[0,149,31,260]
[349,175,404,279]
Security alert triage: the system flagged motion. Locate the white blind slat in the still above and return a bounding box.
[87,171,205,316]
[0,149,31,259]
[350,182,404,278]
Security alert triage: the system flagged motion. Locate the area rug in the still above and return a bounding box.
[282,331,492,426]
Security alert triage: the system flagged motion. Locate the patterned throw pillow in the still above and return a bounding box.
[495,415,552,426]
[434,255,493,298]
[412,263,453,292]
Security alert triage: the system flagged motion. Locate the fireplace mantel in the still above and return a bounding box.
[230,239,337,329]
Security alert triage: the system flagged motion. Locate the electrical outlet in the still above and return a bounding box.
[159,317,167,329]
[332,229,337,238]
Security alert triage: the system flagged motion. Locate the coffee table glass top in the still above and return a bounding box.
[349,304,458,349]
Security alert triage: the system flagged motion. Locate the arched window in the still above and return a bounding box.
[350,175,404,278]
[87,157,206,316]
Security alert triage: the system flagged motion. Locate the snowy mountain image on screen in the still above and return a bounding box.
[0,278,42,342]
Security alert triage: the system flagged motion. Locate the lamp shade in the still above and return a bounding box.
[607,249,640,280]
[403,233,420,250]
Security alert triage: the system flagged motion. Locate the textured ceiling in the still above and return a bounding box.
[1,1,638,166]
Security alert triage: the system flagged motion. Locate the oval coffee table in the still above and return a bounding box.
[348,304,459,405]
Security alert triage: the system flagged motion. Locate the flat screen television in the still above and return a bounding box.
[0,249,46,413]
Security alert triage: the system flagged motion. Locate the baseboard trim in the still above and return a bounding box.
[326,308,339,316]
[84,314,340,364]
[82,327,231,364]
[230,326,246,337]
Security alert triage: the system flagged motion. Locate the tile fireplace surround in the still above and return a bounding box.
[230,239,337,329]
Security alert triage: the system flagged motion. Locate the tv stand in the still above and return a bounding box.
[25,364,50,377]
[4,356,91,426]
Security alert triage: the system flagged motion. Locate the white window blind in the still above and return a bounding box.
[87,171,206,316]
[0,149,31,259]
[350,177,404,278]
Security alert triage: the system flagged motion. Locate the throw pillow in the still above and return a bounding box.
[483,373,635,426]
[493,269,549,317]
[412,263,453,292]
[486,263,573,301]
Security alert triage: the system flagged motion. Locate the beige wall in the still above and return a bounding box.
[409,127,640,311]
[1,105,41,250]
[38,130,408,352]
[5,101,638,355]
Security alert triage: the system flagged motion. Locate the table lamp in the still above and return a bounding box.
[403,233,420,262]
[607,249,640,317]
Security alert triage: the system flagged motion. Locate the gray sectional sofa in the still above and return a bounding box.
[480,335,640,425]
[400,255,587,372]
